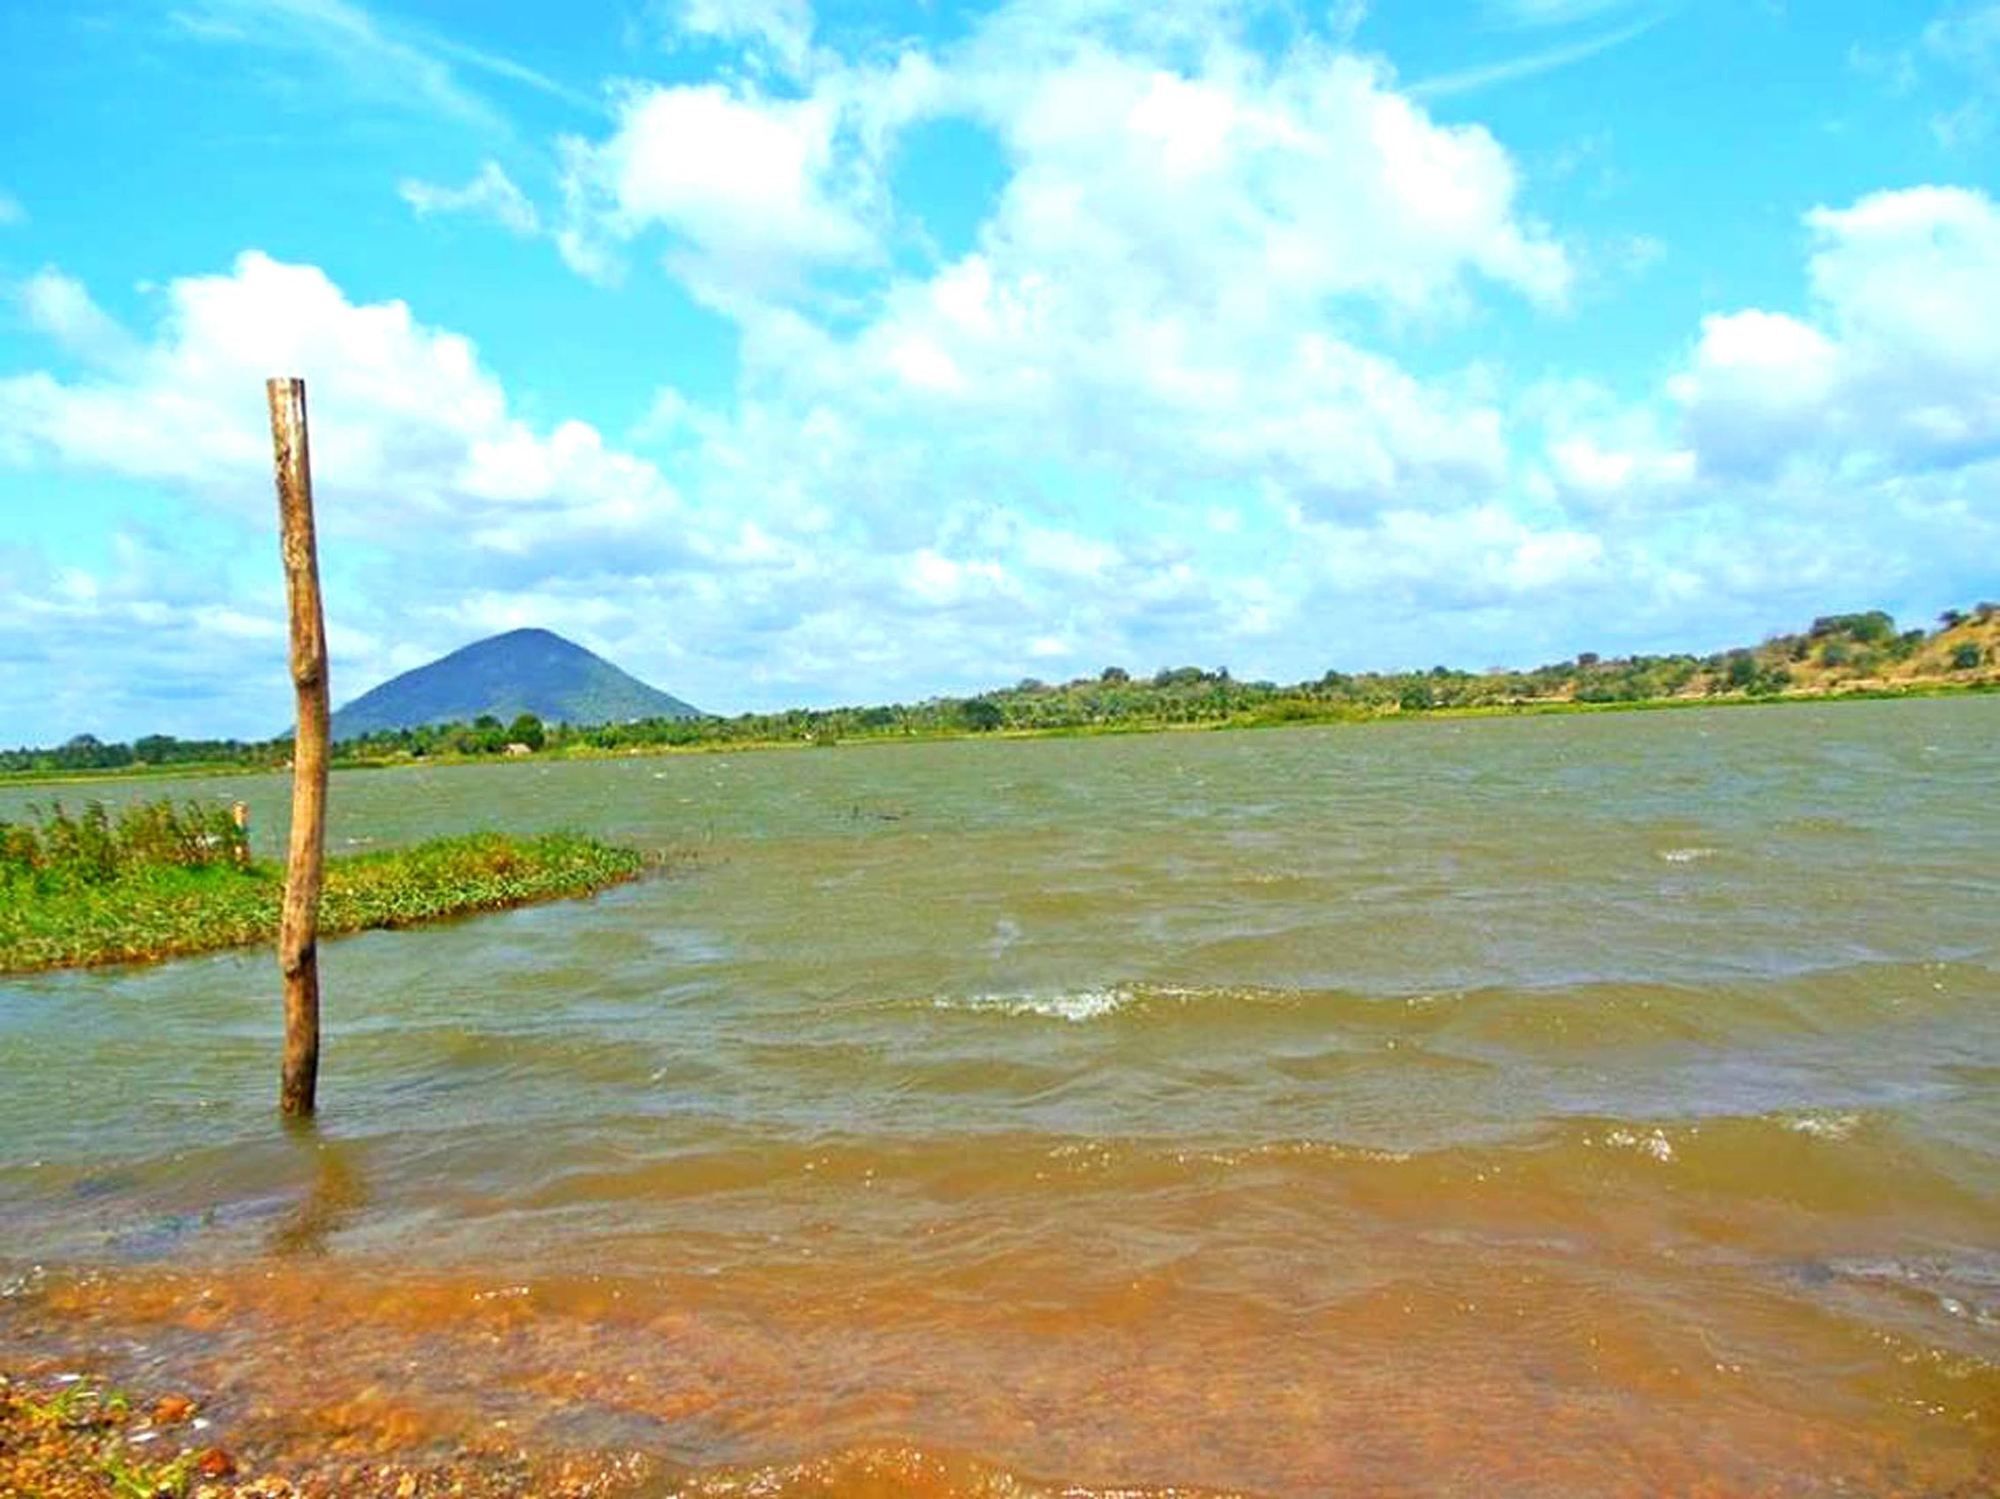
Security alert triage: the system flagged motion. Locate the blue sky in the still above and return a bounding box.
[1,0,1996,742]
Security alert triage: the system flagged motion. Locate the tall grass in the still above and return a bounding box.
[0,798,248,887]
[0,800,649,973]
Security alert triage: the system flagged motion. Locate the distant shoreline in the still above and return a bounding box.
[3,677,1993,789]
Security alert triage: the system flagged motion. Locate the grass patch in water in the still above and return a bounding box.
[0,800,648,974]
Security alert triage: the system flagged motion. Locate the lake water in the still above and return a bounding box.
[3,700,1997,1495]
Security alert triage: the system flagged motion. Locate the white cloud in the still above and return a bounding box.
[0,253,685,554]
[1673,186,2000,476]
[953,41,1571,315]
[1019,526,1121,578]
[587,9,1572,564]
[1313,503,1606,603]
[0,191,23,227]
[0,528,291,740]
[557,82,880,295]
[904,548,1011,606]
[1547,434,1694,500]
[399,161,541,235]
[661,0,815,79]
[556,3,1568,319]
[15,270,139,366]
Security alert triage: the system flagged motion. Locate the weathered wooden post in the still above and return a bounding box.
[266,377,329,1117]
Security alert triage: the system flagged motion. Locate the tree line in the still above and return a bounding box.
[5,603,1993,775]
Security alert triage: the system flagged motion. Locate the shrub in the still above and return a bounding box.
[1748,665,1791,697]
[1810,611,1895,643]
[0,799,246,887]
[1952,643,1984,671]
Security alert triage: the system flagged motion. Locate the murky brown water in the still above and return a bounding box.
[3,702,1997,1494]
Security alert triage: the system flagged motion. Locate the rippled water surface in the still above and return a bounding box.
[4,701,1997,1495]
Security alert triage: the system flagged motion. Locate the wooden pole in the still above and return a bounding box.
[267,377,329,1118]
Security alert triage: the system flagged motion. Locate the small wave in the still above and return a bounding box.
[1656,846,1716,864]
[917,963,1989,1047]
[1785,1112,1862,1140]
[931,982,1235,1023]
[1592,1126,1678,1163]
[933,987,1133,1022]
[1171,1139,1412,1168]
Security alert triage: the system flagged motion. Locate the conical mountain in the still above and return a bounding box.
[330,629,700,739]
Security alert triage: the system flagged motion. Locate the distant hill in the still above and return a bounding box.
[329,629,700,740]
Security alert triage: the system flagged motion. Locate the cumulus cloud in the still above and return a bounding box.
[564,5,1572,543]
[555,81,889,294]
[1545,434,1694,502]
[558,2,1568,317]
[967,45,1571,313]
[14,270,139,366]
[0,253,699,555]
[399,161,541,235]
[1672,186,2000,476]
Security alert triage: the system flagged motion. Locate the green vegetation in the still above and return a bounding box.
[5,602,1997,781]
[0,797,249,881]
[423,598,1999,751]
[0,1378,203,1499]
[0,800,648,973]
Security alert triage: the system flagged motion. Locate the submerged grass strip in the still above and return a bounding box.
[0,832,648,974]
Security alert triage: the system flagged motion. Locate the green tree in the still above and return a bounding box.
[961,698,1005,732]
[507,712,546,751]
[1810,610,1895,643]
